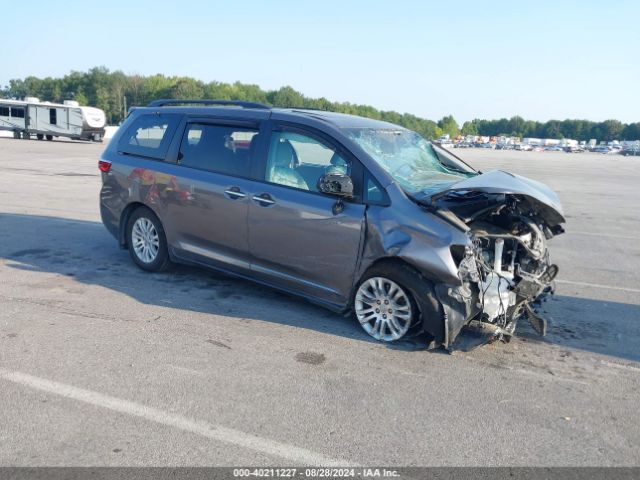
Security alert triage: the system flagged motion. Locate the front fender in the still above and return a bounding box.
[357,185,470,285]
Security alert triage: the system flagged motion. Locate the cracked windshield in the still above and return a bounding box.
[346,128,476,195]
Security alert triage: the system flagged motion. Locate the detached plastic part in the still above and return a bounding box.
[448,319,516,352]
[525,303,547,336]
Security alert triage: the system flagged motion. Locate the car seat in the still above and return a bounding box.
[268,140,309,190]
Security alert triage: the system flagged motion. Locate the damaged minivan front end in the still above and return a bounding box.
[429,170,565,348]
[346,128,565,349]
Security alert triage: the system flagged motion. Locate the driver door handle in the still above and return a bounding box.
[252,193,275,206]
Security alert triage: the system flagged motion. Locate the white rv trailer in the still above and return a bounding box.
[0,97,106,142]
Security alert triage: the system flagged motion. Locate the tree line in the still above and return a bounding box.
[1,67,638,141]
[459,117,639,143]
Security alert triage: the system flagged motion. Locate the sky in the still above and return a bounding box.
[2,0,639,123]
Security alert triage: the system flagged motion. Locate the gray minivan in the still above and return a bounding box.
[99,100,565,348]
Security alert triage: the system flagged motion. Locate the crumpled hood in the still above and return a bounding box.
[431,170,566,226]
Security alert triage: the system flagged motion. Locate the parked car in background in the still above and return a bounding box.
[592,146,613,154]
[99,99,565,349]
[622,146,640,156]
[544,146,563,152]
[564,146,586,153]
[496,144,514,150]
[516,144,533,151]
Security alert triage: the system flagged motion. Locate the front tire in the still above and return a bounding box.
[353,262,441,343]
[126,207,171,272]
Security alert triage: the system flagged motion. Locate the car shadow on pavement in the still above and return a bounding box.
[513,294,640,363]
[0,212,431,351]
[1,212,638,361]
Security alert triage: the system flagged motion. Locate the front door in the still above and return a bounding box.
[248,126,366,306]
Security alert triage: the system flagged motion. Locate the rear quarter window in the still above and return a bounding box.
[118,114,181,160]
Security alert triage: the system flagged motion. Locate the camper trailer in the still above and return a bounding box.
[0,97,106,142]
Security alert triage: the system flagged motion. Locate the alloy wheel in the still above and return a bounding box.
[355,277,413,341]
[131,217,160,264]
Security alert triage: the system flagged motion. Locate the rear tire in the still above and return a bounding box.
[353,262,442,342]
[125,207,171,272]
[45,135,53,141]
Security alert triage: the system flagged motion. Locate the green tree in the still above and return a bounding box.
[461,120,478,136]
[437,115,459,138]
[268,86,306,107]
[74,91,89,106]
[600,120,624,141]
[623,123,640,140]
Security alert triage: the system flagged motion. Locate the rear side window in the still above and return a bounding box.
[118,114,181,160]
[178,123,259,177]
[10,107,25,118]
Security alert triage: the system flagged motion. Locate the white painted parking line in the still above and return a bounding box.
[0,368,349,467]
[556,279,640,294]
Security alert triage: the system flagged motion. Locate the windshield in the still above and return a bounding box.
[345,128,477,196]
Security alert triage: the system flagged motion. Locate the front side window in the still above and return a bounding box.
[0,106,9,116]
[178,123,258,177]
[118,114,181,160]
[266,131,350,192]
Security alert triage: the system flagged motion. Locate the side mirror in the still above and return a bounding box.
[318,173,354,198]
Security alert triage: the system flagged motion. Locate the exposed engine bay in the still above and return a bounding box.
[438,189,564,345]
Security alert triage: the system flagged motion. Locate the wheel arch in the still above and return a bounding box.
[353,256,445,294]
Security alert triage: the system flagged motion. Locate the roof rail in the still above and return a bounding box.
[147,99,271,109]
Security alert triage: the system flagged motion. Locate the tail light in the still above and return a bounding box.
[98,160,112,173]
